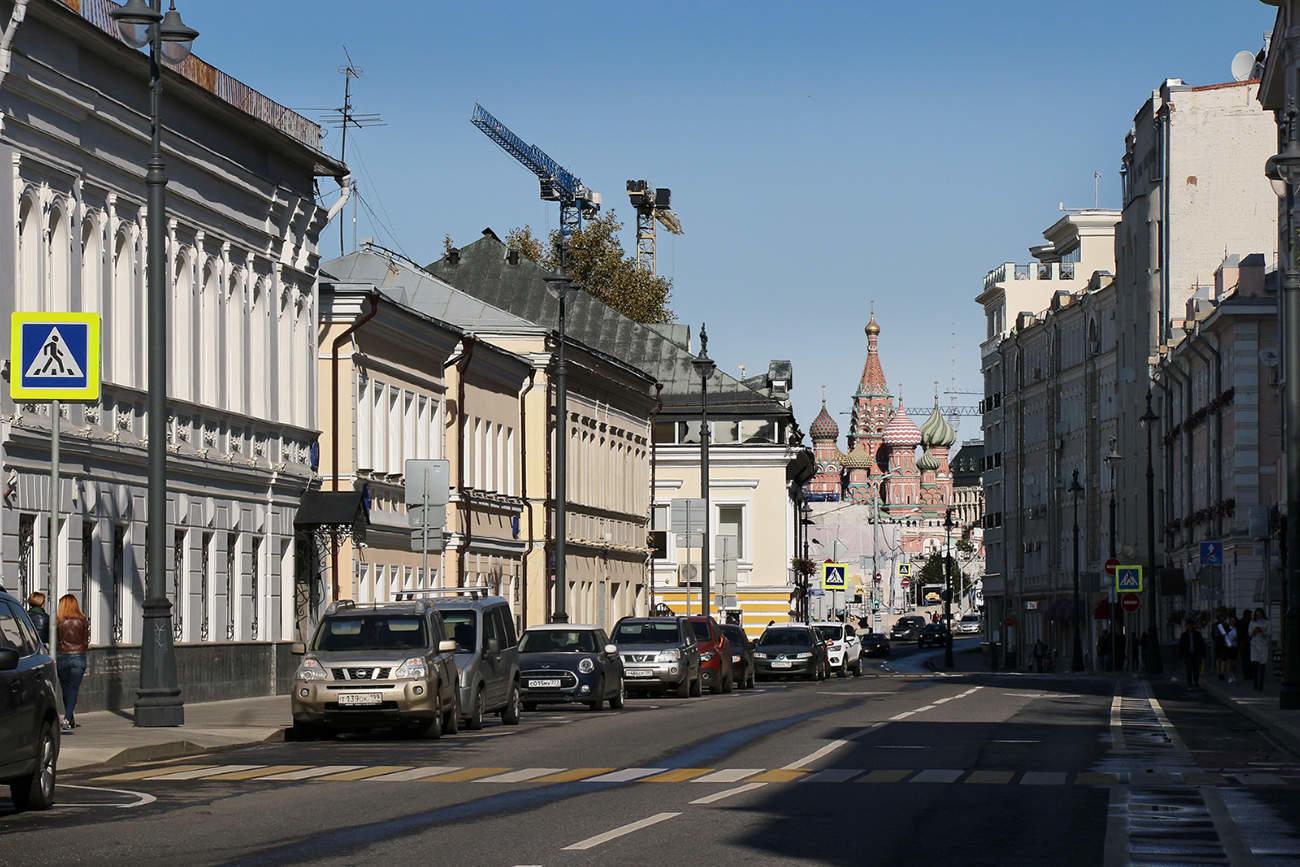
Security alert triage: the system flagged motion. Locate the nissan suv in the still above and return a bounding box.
[431,592,523,729]
[611,617,702,697]
[0,590,60,811]
[290,600,460,739]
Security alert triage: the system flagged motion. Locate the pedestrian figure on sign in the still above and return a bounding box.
[1178,620,1205,688]
[1249,608,1271,692]
[38,332,67,375]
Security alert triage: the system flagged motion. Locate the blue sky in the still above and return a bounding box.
[194,0,1276,444]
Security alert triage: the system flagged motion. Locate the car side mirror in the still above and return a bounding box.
[290,642,306,656]
[604,643,618,655]
[438,639,457,653]
[0,648,17,671]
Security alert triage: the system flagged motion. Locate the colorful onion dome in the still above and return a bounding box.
[842,442,873,470]
[920,402,957,449]
[810,401,839,440]
[916,447,940,473]
[881,404,922,448]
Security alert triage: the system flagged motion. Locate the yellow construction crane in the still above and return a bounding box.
[626,180,683,274]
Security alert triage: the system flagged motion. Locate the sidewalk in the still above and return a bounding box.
[1174,666,1300,758]
[57,695,289,771]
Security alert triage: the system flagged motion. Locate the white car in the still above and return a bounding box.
[953,614,983,635]
[811,621,863,677]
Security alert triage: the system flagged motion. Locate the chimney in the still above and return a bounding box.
[506,248,520,266]
[446,247,460,266]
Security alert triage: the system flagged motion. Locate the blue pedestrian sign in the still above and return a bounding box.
[1199,541,1223,566]
[1115,565,1143,593]
[822,562,847,590]
[10,312,101,401]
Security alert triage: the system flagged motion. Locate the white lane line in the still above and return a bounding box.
[913,704,937,713]
[562,812,681,850]
[365,766,461,782]
[476,768,565,784]
[145,765,264,781]
[56,784,157,809]
[782,739,848,770]
[581,767,668,783]
[889,711,917,720]
[1109,694,1127,751]
[258,765,366,781]
[932,696,955,704]
[1146,694,1189,751]
[690,783,767,805]
[692,769,762,784]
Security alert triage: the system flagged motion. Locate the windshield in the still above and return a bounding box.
[814,625,843,642]
[896,617,923,627]
[440,609,477,653]
[519,630,599,653]
[759,628,812,647]
[689,620,712,640]
[612,621,682,644]
[314,615,427,652]
[961,615,981,623]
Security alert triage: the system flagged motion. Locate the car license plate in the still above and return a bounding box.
[625,668,654,678]
[771,661,792,669]
[337,692,382,706]
[528,679,562,689]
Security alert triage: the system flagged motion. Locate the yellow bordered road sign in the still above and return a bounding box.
[10,312,101,401]
[822,562,847,589]
[1115,565,1143,593]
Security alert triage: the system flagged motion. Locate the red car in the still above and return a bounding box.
[684,616,735,694]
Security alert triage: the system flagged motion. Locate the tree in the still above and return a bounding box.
[506,211,674,323]
[914,554,960,605]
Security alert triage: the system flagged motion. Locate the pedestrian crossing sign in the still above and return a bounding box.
[822,562,847,589]
[10,312,101,401]
[1115,565,1143,593]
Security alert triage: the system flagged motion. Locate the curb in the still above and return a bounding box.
[61,727,285,773]
[1195,680,1300,759]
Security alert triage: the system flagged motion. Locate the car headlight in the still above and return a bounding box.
[295,658,327,681]
[700,651,715,662]
[394,657,428,680]
[753,651,768,659]
[795,652,813,659]
[655,649,681,662]
[578,658,595,674]
[731,655,741,663]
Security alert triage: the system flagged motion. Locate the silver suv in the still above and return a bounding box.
[611,617,702,697]
[429,591,522,729]
[290,600,460,739]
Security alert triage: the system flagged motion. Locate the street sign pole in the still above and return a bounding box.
[48,399,61,717]
[421,472,429,588]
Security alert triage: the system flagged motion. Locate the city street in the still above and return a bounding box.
[3,640,1298,866]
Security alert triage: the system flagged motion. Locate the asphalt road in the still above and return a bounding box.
[3,638,1298,866]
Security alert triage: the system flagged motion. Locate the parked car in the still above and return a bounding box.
[953,614,983,635]
[720,623,756,690]
[611,617,701,697]
[916,622,951,649]
[433,592,523,729]
[813,621,863,677]
[860,631,891,658]
[890,615,927,642]
[684,615,734,694]
[0,590,60,811]
[518,625,625,711]
[290,599,461,739]
[753,624,829,681]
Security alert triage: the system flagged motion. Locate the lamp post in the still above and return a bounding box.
[800,501,813,623]
[692,325,716,618]
[1069,468,1085,672]
[1267,106,1300,708]
[110,0,197,728]
[1140,392,1163,675]
[943,508,955,669]
[1105,437,1122,672]
[544,265,578,623]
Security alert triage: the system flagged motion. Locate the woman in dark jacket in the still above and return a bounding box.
[25,591,50,644]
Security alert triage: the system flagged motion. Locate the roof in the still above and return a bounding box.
[950,441,985,488]
[426,233,789,416]
[881,405,922,448]
[810,402,839,440]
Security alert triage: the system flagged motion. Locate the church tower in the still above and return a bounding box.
[808,400,843,500]
[847,309,892,475]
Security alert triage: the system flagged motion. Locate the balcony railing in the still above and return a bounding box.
[983,260,1081,292]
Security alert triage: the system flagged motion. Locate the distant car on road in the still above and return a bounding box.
[916,622,951,649]
[684,615,735,694]
[0,590,60,811]
[812,621,863,677]
[890,616,926,642]
[518,625,625,711]
[753,624,828,681]
[953,614,983,635]
[720,623,757,690]
[612,617,701,698]
[860,631,891,658]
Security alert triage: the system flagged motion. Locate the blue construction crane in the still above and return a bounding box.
[470,103,600,244]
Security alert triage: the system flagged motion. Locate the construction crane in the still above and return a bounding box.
[470,103,600,246]
[626,180,683,274]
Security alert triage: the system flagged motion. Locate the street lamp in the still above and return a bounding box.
[692,325,716,618]
[1104,437,1122,672]
[110,0,198,728]
[1266,107,1300,709]
[1140,392,1163,675]
[800,500,814,623]
[544,267,578,624]
[1069,468,1085,672]
[943,508,955,669]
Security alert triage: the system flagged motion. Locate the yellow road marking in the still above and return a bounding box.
[749,769,809,783]
[858,769,912,783]
[204,765,312,781]
[965,770,1016,784]
[93,765,216,782]
[642,768,713,783]
[527,768,615,784]
[316,766,414,782]
[423,767,512,782]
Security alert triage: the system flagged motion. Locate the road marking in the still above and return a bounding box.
[643,768,712,783]
[932,696,955,704]
[582,768,668,783]
[316,765,415,782]
[859,769,912,783]
[910,769,963,783]
[202,765,309,781]
[966,770,1016,784]
[530,768,614,783]
[55,783,157,809]
[693,769,762,784]
[1109,694,1126,751]
[749,769,808,783]
[256,765,365,781]
[992,739,1040,744]
[562,812,681,851]
[801,768,865,783]
[476,768,566,784]
[422,767,511,783]
[1075,772,1120,786]
[145,765,264,781]
[1020,771,1067,786]
[889,711,917,720]
[782,739,848,770]
[365,766,462,782]
[93,764,217,782]
[913,705,937,713]
[690,782,767,805]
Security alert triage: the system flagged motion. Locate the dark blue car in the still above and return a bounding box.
[518,625,625,711]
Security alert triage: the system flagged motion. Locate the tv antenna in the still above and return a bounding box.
[1093,170,1102,208]
[322,47,386,254]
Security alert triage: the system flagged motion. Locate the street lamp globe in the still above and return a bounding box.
[159,3,199,65]
[109,0,161,50]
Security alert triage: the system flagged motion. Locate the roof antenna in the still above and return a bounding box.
[1093,170,1102,208]
[324,46,385,256]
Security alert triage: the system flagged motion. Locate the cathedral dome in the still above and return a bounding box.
[881,405,922,448]
[810,402,839,441]
[920,403,957,449]
[916,448,940,473]
[842,442,873,469]
[865,314,880,336]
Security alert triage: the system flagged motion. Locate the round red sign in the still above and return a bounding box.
[1104,558,1120,577]
[900,578,911,588]
[1120,592,1140,612]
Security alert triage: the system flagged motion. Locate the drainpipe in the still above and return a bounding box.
[1189,326,1223,540]
[455,338,475,587]
[0,0,29,136]
[517,369,535,629]
[324,174,352,224]
[648,382,663,614]
[1159,360,1185,558]
[1159,103,1172,347]
[329,290,380,602]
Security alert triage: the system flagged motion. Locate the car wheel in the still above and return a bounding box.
[722,672,733,694]
[418,693,444,739]
[747,670,756,689]
[709,673,723,695]
[675,675,691,698]
[466,686,485,730]
[501,682,522,726]
[690,672,703,697]
[609,679,626,709]
[853,659,863,677]
[837,662,848,679]
[443,690,460,735]
[10,721,57,811]
[588,679,605,711]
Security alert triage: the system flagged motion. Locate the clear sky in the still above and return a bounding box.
[192,0,1276,445]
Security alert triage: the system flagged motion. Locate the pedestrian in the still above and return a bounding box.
[25,590,50,645]
[1213,611,1229,680]
[1238,608,1253,683]
[56,593,89,732]
[1223,616,1239,685]
[1250,608,1271,692]
[1178,620,1206,688]
[1032,638,1048,673]
[1098,628,1112,672]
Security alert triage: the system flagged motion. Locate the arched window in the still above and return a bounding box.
[1088,318,1100,355]
[47,205,70,312]
[225,270,245,414]
[172,249,194,401]
[81,215,102,315]
[18,196,40,312]
[200,260,219,405]
[277,286,292,422]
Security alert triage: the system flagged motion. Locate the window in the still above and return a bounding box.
[0,602,34,655]
[250,535,262,640]
[713,421,739,444]
[484,421,495,492]
[651,504,669,560]
[491,606,517,648]
[357,377,371,471]
[200,531,212,641]
[226,532,238,640]
[17,514,35,603]
[112,525,126,643]
[717,505,745,559]
[739,420,775,443]
[677,420,701,444]
[653,421,675,444]
[81,521,95,614]
[173,529,186,641]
